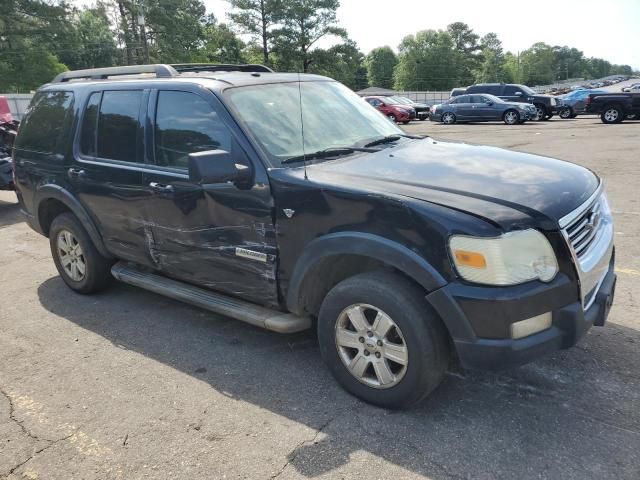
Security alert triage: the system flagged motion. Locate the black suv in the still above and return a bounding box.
[465,83,559,120]
[13,64,616,408]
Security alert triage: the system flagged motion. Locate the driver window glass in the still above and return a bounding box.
[154,91,231,169]
[504,86,522,95]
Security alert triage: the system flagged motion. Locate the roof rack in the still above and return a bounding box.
[51,63,274,84]
[171,63,274,73]
[51,64,178,83]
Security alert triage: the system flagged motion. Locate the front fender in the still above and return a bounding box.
[285,231,447,315]
[34,184,112,258]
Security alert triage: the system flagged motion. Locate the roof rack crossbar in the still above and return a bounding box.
[51,64,179,83]
[171,63,274,73]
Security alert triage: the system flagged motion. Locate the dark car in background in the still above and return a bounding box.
[450,88,466,98]
[465,83,559,121]
[388,96,430,120]
[364,96,415,124]
[586,92,640,123]
[558,89,606,118]
[430,94,537,125]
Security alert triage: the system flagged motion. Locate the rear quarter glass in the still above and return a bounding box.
[15,90,75,154]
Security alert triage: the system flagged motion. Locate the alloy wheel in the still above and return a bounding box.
[604,108,619,122]
[535,106,545,121]
[442,112,455,124]
[334,304,408,389]
[57,229,86,281]
[505,111,518,124]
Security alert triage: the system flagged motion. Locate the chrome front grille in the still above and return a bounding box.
[565,198,603,259]
[559,184,614,310]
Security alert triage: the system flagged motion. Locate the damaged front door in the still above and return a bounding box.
[141,88,279,307]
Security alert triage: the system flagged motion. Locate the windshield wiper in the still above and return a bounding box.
[281,146,380,165]
[363,133,426,148]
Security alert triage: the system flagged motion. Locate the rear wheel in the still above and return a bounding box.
[387,114,397,123]
[49,213,114,294]
[503,109,520,125]
[601,105,624,124]
[442,112,456,124]
[318,271,450,409]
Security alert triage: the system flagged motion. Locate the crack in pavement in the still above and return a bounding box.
[1,433,74,478]
[270,416,335,479]
[0,388,58,444]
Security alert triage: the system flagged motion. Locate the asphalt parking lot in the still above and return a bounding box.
[1,116,639,479]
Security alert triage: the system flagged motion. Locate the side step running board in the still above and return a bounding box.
[111,262,311,334]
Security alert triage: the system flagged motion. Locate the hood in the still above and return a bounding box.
[305,138,599,230]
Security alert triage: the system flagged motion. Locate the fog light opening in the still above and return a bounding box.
[510,313,552,339]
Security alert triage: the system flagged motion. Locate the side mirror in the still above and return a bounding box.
[188,149,251,185]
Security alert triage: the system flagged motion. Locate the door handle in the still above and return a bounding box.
[149,182,174,193]
[68,168,86,179]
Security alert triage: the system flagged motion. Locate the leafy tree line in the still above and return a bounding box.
[0,1,636,93]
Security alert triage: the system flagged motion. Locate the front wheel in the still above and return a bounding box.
[503,109,520,125]
[534,104,546,121]
[559,107,572,119]
[387,114,397,123]
[601,105,624,124]
[49,213,114,294]
[442,112,456,124]
[318,271,450,409]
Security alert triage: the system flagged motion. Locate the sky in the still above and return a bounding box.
[202,0,640,69]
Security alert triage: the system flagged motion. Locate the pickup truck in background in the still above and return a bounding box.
[586,92,640,123]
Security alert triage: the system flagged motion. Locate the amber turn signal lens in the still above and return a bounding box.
[453,250,487,269]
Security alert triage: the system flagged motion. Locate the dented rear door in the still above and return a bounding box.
[140,87,279,307]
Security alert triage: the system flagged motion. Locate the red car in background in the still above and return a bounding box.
[364,96,415,124]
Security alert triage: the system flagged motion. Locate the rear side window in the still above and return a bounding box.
[95,90,142,162]
[16,91,74,154]
[154,91,232,169]
[80,92,101,156]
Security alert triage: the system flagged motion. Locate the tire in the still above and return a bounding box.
[569,113,578,118]
[317,271,450,409]
[503,109,520,125]
[534,104,546,121]
[402,120,410,125]
[601,105,624,124]
[559,107,572,119]
[441,112,456,124]
[546,114,554,120]
[387,114,397,123]
[49,213,114,294]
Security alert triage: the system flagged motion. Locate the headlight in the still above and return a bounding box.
[449,229,558,286]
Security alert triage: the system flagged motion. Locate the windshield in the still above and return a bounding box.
[483,94,504,103]
[224,81,402,167]
[389,96,412,105]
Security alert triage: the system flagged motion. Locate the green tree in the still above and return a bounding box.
[272,0,346,72]
[115,0,207,64]
[476,33,506,83]
[447,22,480,84]
[227,0,282,65]
[364,46,397,89]
[0,0,71,91]
[57,5,118,70]
[197,15,246,64]
[310,40,367,89]
[520,42,554,85]
[394,30,458,90]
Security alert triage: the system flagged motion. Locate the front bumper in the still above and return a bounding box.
[427,253,616,371]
